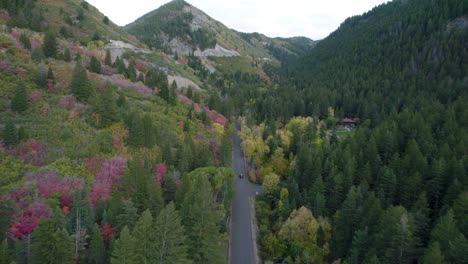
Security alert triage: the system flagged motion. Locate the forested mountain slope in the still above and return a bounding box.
[243,0,468,263]
[1,0,139,45]
[0,1,236,263]
[283,0,467,120]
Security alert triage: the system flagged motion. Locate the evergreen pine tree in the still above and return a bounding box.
[132,210,155,263]
[68,188,94,260]
[0,238,11,264]
[47,66,54,80]
[64,48,71,62]
[452,192,468,236]
[169,80,177,105]
[111,226,138,264]
[163,174,177,203]
[127,113,144,148]
[3,118,19,148]
[88,224,105,264]
[159,79,170,102]
[11,81,29,113]
[105,50,112,66]
[422,242,446,264]
[430,209,468,263]
[42,31,57,58]
[181,174,223,264]
[117,59,127,75]
[20,33,31,50]
[71,60,93,102]
[32,218,74,264]
[153,202,190,264]
[89,56,101,74]
[116,199,138,231]
[126,62,136,82]
[142,114,155,148]
[94,83,118,127]
[219,126,232,166]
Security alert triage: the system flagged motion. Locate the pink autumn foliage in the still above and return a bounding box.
[9,201,51,239]
[101,223,116,246]
[113,138,121,149]
[177,93,226,125]
[10,30,20,41]
[72,44,84,55]
[47,79,55,93]
[102,75,154,96]
[6,187,51,239]
[0,10,10,21]
[204,106,226,126]
[16,66,27,77]
[31,89,41,103]
[87,50,97,57]
[177,58,189,65]
[8,139,48,166]
[59,95,77,110]
[155,163,167,185]
[0,60,10,72]
[30,38,41,49]
[89,157,127,206]
[26,171,84,201]
[135,61,145,71]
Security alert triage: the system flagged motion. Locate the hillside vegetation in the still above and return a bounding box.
[243,0,468,263]
[0,0,466,263]
[0,1,235,263]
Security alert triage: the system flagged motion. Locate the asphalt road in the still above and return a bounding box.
[230,123,262,264]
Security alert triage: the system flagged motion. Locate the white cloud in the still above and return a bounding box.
[87,0,389,39]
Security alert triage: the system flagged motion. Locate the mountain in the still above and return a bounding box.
[0,1,235,263]
[247,0,468,121]
[125,0,314,62]
[244,0,468,263]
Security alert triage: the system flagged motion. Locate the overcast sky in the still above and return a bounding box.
[87,0,389,40]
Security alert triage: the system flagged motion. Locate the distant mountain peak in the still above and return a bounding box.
[125,0,315,60]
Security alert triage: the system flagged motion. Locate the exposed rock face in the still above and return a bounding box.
[167,37,193,55]
[194,44,240,57]
[184,5,214,31]
[105,40,151,59]
[168,75,202,91]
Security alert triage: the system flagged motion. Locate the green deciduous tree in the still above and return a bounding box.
[263,173,280,195]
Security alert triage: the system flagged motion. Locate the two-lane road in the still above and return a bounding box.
[230,123,262,264]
